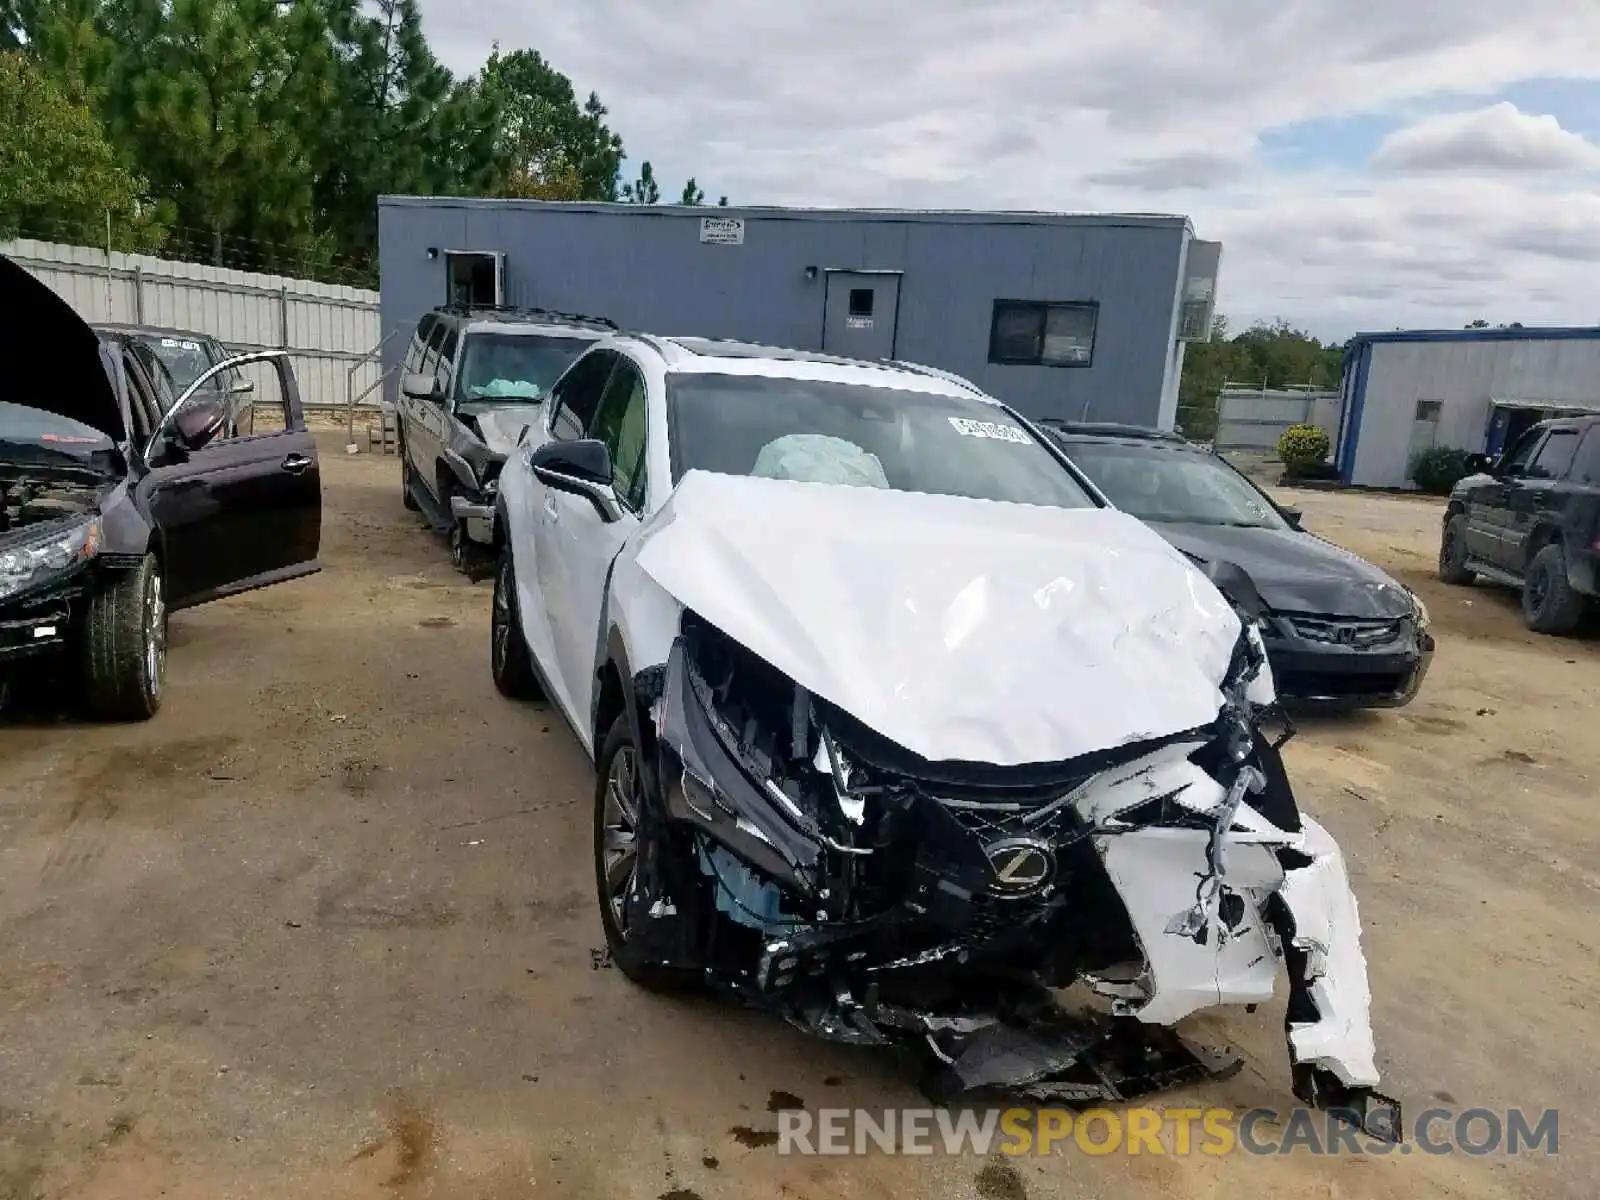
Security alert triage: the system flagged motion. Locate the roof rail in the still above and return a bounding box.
[434,302,618,330]
[884,358,985,394]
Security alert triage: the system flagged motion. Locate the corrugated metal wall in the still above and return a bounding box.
[2,238,382,410]
[1351,336,1600,486]
[1215,387,1342,454]
[377,199,1193,426]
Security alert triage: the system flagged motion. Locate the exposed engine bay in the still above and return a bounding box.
[1,471,105,535]
[614,604,1400,1140]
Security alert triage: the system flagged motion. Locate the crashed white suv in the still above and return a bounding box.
[489,335,1399,1134]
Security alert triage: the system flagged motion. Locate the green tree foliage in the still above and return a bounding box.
[481,45,623,201]
[678,177,704,205]
[0,49,166,249]
[621,160,659,204]
[1,4,718,282]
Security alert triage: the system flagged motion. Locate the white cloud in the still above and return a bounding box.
[421,0,1600,338]
[1370,102,1600,173]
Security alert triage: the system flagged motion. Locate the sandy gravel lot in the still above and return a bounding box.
[0,442,1593,1200]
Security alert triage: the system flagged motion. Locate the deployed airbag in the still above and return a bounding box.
[752,434,889,489]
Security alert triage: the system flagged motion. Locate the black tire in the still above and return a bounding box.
[80,554,166,721]
[490,541,543,700]
[449,520,468,571]
[399,441,419,511]
[1438,513,1476,586]
[593,713,689,991]
[1523,544,1587,635]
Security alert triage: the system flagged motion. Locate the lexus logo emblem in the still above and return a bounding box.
[984,839,1056,897]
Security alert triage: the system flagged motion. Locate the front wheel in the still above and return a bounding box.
[399,441,419,511]
[80,554,167,721]
[490,541,543,700]
[1438,513,1475,585]
[593,713,692,991]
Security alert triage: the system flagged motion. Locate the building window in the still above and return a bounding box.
[1415,400,1442,421]
[988,301,1098,367]
[848,288,874,317]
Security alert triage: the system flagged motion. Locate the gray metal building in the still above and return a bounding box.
[376,197,1220,426]
[1336,327,1600,487]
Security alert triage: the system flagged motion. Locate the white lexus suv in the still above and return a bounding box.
[486,334,1399,1133]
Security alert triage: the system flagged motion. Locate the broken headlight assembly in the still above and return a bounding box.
[0,516,101,602]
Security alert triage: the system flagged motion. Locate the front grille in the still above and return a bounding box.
[932,786,1087,847]
[1281,614,1406,649]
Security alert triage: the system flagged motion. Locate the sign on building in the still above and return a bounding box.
[699,216,746,246]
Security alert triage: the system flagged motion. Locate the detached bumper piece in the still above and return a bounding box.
[913,1001,1244,1105]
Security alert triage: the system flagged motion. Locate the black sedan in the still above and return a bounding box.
[2,255,321,720]
[1042,422,1433,710]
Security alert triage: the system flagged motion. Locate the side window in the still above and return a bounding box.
[588,358,649,511]
[405,314,437,373]
[434,325,460,396]
[549,350,616,441]
[418,320,450,387]
[1527,428,1580,480]
[121,352,163,436]
[1570,426,1600,485]
[1500,429,1545,477]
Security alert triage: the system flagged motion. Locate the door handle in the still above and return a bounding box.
[281,453,313,474]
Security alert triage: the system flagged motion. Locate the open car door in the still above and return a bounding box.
[136,350,322,610]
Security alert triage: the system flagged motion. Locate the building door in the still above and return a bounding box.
[822,271,900,360]
[445,251,503,307]
[1407,399,1442,478]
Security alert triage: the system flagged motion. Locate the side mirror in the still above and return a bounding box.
[402,372,443,402]
[1278,504,1304,529]
[229,377,255,396]
[173,393,228,450]
[528,439,621,522]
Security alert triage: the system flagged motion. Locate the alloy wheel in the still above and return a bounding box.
[491,554,512,675]
[600,744,641,936]
[144,570,167,700]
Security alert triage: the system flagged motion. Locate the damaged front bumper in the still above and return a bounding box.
[627,614,1402,1139]
[448,492,495,545]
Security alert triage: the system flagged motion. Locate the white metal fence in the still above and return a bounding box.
[2,238,382,411]
[1214,385,1343,455]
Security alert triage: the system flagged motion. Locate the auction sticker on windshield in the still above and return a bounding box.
[160,338,202,351]
[948,417,1031,444]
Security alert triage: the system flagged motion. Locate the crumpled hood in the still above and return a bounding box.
[1151,523,1415,619]
[3,254,124,441]
[468,405,544,456]
[631,471,1244,767]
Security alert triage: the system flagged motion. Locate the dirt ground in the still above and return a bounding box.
[0,440,1593,1200]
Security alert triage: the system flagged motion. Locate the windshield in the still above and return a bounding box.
[665,374,1097,510]
[457,333,593,406]
[134,334,222,393]
[1060,440,1288,529]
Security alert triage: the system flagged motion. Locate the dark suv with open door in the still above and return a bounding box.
[0,255,322,720]
[1439,415,1600,634]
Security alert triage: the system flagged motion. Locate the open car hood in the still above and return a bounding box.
[3,255,124,441]
[632,470,1244,767]
[470,405,544,457]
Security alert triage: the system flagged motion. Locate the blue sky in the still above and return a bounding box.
[427,3,1600,340]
